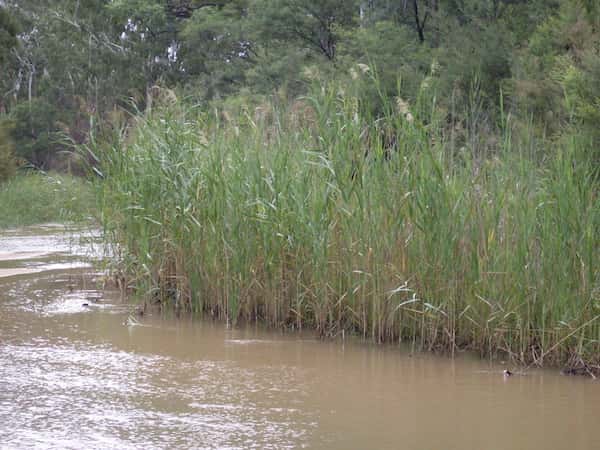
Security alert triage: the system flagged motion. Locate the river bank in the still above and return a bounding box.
[0,172,93,229]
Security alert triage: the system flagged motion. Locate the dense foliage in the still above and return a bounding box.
[0,0,598,169]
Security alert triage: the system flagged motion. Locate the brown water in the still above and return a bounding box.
[1,225,599,449]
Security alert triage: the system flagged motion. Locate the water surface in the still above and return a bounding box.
[1,226,598,449]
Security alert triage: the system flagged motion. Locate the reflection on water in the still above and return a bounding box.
[1,226,599,449]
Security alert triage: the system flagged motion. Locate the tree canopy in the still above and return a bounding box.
[0,0,598,168]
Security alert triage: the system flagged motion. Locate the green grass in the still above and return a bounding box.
[93,84,600,373]
[0,172,94,229]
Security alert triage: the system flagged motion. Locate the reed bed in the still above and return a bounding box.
[93,85,599,373]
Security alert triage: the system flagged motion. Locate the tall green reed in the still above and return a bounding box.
[92,82,599,370]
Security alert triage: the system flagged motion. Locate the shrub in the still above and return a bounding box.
[0,119,16,182]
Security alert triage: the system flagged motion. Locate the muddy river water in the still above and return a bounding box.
[0,225,599,449]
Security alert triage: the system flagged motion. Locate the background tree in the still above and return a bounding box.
[254,0,359,61]
[0,6,19,114]
[0,0,597,170]
[0,6,18,67]
[179,0,252,99]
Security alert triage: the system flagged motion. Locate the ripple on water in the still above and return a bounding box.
[0,226,105,260]
[42,291,113,316]
[0,342,317,449]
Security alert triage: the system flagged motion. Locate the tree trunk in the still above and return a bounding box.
[412,0,428,43]
[27,65,35,105]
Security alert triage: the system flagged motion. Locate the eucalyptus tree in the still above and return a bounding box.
[2,0,134,165]
[253,0,360,61]
[177,0,253,99]
[0,6,19,114]
[0,6,18,66]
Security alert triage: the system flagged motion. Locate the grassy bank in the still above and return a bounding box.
[0,172,94,229]
[94,86,599,373]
